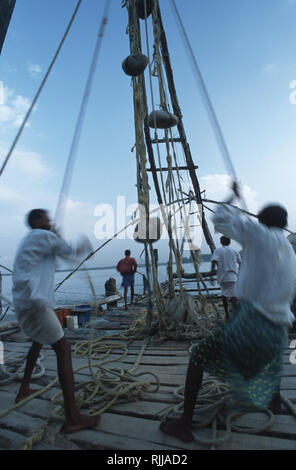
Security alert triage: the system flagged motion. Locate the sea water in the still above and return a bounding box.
[0,261,211,323]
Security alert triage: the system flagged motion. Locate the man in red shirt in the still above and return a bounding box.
[117,250,137,310]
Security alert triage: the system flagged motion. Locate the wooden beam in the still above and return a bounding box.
[156,3,216,253]
[150,137,183,144]
[147,165,198,172]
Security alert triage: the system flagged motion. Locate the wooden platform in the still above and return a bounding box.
[0,304,296,451]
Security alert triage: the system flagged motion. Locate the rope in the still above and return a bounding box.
[170,0,236,180]
[0,352,45,385]
[0,264,13,274]
[0,319,295,449]
[50,329,160,420]
[0,306,10,322]
[170,0,248,212]
[0,323,160,435]
[203,197,295,235]
[54,200,172,292]
[157,376,284,448]
[54,0,111,228]
[0,0,84,178]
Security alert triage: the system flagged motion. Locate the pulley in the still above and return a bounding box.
[136,0,154,19]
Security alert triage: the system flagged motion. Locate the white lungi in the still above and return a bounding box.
[220,281,236,298]
[16,306,64,345]
[12,229,92,345]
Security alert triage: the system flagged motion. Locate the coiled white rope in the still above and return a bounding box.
[0,352,45,384]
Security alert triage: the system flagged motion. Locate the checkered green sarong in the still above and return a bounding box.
[190,300,288,409]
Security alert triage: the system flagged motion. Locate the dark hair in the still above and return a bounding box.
[220,236,230,246]
[257,205,288,229]
[125,249,131,256]
[27,209,47,228]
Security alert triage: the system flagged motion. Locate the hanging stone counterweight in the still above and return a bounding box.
[147,110,179,129]
[122,54,148,76]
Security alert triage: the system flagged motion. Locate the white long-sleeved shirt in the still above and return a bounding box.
[12,229,92,311]
[211,246,241,284]
[212,204,296,327]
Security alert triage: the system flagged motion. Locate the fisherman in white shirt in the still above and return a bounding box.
[160,181,296,443]
[12,209,100,433]
[210,236,241,320]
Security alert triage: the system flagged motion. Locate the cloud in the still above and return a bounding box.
[0,183,22,202]
[200,174,259,214]
[262,63,279,76]
[0,144,53,185]
[28,63,43,78]
[0,82,31,128]
[0,144,56,258]
[191,174,260,252]
[59,198,97,237]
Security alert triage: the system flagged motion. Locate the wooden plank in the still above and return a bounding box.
[65,411,205,450]
[95,294,123,306]
[221,411,296,438]
[109,400,172,418]
[1,322,296,452]
[0,409,45,436]
[217,431,296,450]
[282,364,296,375]
[280,377,296,389]
[0,427,28,450]
[40,363,186,387]
[0,390,54,420]
[108,397,296,443]
[68,427,179,451]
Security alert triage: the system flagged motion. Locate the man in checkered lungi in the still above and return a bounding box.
[160,181,296,443]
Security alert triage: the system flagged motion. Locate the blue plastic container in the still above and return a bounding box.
[72,305,91,325]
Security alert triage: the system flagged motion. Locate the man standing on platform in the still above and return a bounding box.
[13,208,100,433]
[117,250,137,311]
[210,235,241,320]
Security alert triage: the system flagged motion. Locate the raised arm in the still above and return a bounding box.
[49,232,92,261]
[212,181,255,246]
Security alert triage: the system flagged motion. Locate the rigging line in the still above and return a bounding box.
[54,0,111,227]
[144,5,186,294]
[0,263,13,274]
[203,198,295,235]
[0,306,11,323]
[142,1,182,294]
[170,0,248,210]
[0,0,84,179]
[54,199,185,293]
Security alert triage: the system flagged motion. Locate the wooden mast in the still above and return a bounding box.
[126,0,215,253]
[155,2,216,253]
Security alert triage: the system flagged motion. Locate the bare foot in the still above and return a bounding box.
[159,417,193,443]
[269,400,282,414]
[62,414,100,434]
[15,388,37,404]
[269,393,282,414]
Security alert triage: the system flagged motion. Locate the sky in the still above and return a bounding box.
[1,0,296,270]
